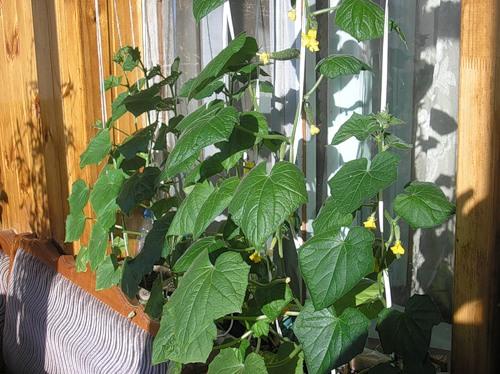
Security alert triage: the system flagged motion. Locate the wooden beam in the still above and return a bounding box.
[453,0,500,372]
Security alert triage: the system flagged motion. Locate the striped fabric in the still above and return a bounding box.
[2,249,168,374]
[0,250,9,370]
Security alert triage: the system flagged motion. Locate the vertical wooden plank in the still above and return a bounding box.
[452,0,500,372]
[0,1,52,237]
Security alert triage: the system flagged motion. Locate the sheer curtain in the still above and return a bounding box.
[142,0,460,326]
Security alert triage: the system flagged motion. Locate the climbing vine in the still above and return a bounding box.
[66,0,455,373]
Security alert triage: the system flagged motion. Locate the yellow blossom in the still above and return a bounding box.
[363,215,377,230]
[302,29,320,52]
[288,8,297,21]
[249,250,262,263]
[243,161,255,175]
[256,52,271,65]
[390,240,405,256]
[310,125,320,136]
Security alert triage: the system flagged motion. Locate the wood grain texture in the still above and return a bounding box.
[453,0,500,372]
[0,230,158,335]
[0,1,53,238]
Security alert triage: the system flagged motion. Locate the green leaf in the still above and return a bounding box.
[193,0,226,22]
[376,294,441,363]
[75,246,89,272]
[239,111,269,143]
[394,181,455,229]
[185,33,258,99]
[162,106,239,179]
[65,212,86,242]
[88,222,109,271]
[68,179,90,212]
[384,133,412,150]
[263,342,304,374]
[117,124,155,160]
[175,101,224,132]
[332,278,383,319]
[312,197,353,235]
[207,348,267,374]
[193,177,239,238]
[90,167,125,229]
[228,162,307,248]
[116,167,160,215]
[113,46,141,71]
[251,318,271,338]
[79,128,111,168]
[151,197,179,218]
[331,113,380,145]
[299,228,374,309]
[104,75,121,90]
[317,55,371,80]
[167,182,215,237]
[111,91,128,121]
[123,85,163,117]
[255,283,293,320]
[293,303,370,374]
[173,236,226,273]
[328,151,399,213]
[95,254,122,290]
[152,251,250,364]
[335,0,384,41]
[180,79,225,100]
[121,213,173,299]
[145,277,165,319]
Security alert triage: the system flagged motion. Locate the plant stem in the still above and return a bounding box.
[249,277,290,288]
[312,5,339,16]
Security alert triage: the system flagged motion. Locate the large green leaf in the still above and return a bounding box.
[65,212,86,242]
[80,128,111,168]
[121,213,173,299]
[293,302,370,374]
[173,236,226,273]
[328,151,399,213]
[207,348,267,374]
[145,277,165,320]
[335,0,384,41]
[376,295,441,364]
[167,182,215,237]
[89,167,125,229]
[162,106,239,179]
[95,254,122,290]
[184,33,258,99]
[68,179,90,212]
[193,177,239,238]
[88,222,109,271]
[152,251,250,364]
[228,161,307,248]
[193,0,226,22]
[123,85,163,116]
[175,101,224,132]
[117,124,155,160]
[111,91,128,121]
[299,227,374,310]
[317,55,371,80]
[331,113,380,145]
[312,197,353,235]
[394,182,455,229]
[116,167,160,215]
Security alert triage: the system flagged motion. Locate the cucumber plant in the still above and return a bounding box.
[66,0,455,373]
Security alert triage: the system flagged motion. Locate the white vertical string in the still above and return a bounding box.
[94,0,108,126]
[380,0,392,309]
[113,0,123,48]
[291,0,306,165]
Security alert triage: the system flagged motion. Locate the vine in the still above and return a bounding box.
[66,1,455,373]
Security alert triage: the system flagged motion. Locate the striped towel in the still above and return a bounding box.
[2,249,168,374]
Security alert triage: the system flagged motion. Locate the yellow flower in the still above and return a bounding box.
[249,250,262,263]
[390,240,405,256]
[302,29,320,52]
[363,215,377,230]
[256,52,271,65]
[243,161,255,175]
[288,8,297,21]
[310,125,320,136]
